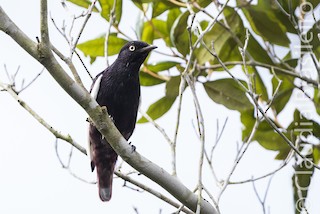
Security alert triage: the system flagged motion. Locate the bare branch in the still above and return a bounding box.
[115,171,195,214]
[0,82,87,154]
[0,9,217,213]
[251,174,274,214]
[18,68,44,93]
[40,0,49,44]
[216,119,260,203]
[70,0,98,57]
[54,138,95,184]
[104,0,117,66]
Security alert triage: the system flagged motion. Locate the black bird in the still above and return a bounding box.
[88,41,157,201]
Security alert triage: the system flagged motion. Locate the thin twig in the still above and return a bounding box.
[114,171,195,214]
[70,0,98,57]
[54,138,95,184]
[18,68,44,93]
[251,174,274,214]
[0,82,87,154]
[230,149,294,184]
[51,44,85,88]
[199,61,318,87]
[105,0,117,66]
[205,39,320,170]
[217,119,260,203]
[171,75,186,176]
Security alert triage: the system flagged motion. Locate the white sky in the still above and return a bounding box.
[0,0,319,213]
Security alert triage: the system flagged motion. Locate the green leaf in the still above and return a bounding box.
[77,34,127,59]
[289,109,320,141]
[152,1,176,18]
[307,20,320,59]
[247,35,273,64]
[141,21,154,44]
[139,71,165,86]
[246,66,269,101]
[152,19,169,40]
[203,79,252,111]
[166,76,181,98]
[271,74,294,114]
[195,7,244,65]
[147,61,179,73]
[241,108,255,141]
[292,151,314,213]
[313,145,320,164]
[170,11,192,56]
[138,96,176,123]
[142,19,169,45]
[314,88,320,115]
[195,0,211,8]
[99,0,122,25]
[253,120,290,151]
[275,148,291,160]
[67,0,99,12]
[242,5,290,46]
[167,8,181,40]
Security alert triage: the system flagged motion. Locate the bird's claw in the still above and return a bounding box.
[129,142,136,153]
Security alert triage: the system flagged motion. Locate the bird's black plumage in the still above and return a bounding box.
[88,41,157,201]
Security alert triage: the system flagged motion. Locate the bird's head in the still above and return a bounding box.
[117,41,157,67]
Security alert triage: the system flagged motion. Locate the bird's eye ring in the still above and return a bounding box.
[129,45,135,51]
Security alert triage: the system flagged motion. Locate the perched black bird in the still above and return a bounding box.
[88,41,157,201]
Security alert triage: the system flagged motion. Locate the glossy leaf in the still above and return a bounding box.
[170,11,191,56]
[152,1,176,18]
[307,20,320,59]
[253,120,290,151]
[99,0,122,25]
[288,109,320,141]
[271,74,294,114]
[142,19,169,45]
[314,88,320,115]
[137,96,176,123]
[67,0,99,12]
[241,5,290,46]
[247,35,273,64]
[313,145,320,164]
[246,66,269,101]
[241,108,256,141]
[196,7,244,65]
[195,0,211,8]
[140,71,165,86]
[167,8,181,44]
[77,34,127,59]
[141,21,154,44]
[166,76,181,98]
[292,151,314,213]
[147,61,179,73]
[203,79,252,111]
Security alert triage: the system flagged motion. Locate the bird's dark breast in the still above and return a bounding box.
[97,71,140,140]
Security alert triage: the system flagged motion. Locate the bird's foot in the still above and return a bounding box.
[129,142,136,153]
[109,115,114,123]
[86,117,94,125]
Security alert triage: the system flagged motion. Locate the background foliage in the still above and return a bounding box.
[74,0,320,212]
[1,0,320,213]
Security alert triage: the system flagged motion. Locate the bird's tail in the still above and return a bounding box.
[89,124,118,202]
[96,160,116,201]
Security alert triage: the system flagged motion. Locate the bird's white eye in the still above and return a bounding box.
[129,45,135,51]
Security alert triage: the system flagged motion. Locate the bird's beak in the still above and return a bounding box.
[140,45,157,53]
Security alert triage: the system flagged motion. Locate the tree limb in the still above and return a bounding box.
[0,5,217,214]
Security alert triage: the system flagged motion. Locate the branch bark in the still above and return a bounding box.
[0,5,217,214]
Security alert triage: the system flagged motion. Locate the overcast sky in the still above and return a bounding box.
[0,1,319,213]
